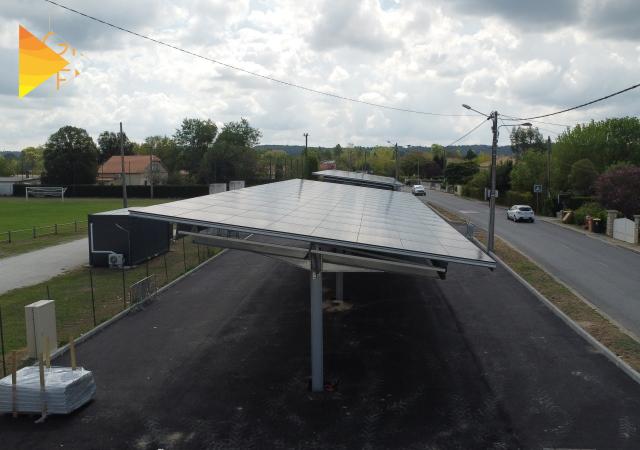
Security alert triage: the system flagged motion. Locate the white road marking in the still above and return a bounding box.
[459,210,479,214]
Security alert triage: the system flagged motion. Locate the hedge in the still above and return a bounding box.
[13,179,275,199]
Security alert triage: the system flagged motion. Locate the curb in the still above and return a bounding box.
[49,248,228,362]
[483,241,640,386]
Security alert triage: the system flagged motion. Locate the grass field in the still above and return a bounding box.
[0,197,166,232]
[0,197,168,258]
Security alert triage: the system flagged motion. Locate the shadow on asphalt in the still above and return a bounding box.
[1,248,639,449]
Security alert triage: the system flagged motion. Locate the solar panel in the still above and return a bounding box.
[312,170,403,189]
[128,179,495,267]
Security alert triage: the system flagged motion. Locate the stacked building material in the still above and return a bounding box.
[0,366,96,415]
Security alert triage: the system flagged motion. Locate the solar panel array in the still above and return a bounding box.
[313,170,403,188]
[129,179,494,267]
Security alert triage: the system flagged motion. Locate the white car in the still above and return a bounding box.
[507,205,535,222]
[411,185,426,196]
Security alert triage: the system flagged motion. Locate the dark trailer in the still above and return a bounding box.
[88,208,171,267]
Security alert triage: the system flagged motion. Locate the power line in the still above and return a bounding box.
[445,117,490,148]
[44,0,475,118]
[506,82,640,120]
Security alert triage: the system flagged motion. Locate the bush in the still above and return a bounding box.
[564,196,598,211]
[573,202,607,226]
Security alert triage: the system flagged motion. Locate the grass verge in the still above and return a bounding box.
[428,201,640,373]
[0,237,220,376]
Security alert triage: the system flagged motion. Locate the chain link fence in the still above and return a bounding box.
[0,237,219,377]
[1,220,87,244]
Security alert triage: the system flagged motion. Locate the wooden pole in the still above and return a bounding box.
[69,335,77,370]
[11,351,17,418]
[38,355,47,420]
[43,336,50,368]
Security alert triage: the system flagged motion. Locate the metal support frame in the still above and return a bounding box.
[310,246,324,392]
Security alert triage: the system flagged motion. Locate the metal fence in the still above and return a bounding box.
[0,237,218,377]
[1,220,87,244]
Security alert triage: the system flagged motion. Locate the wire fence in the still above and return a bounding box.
[1,220,87,244]
[0,237,219,377]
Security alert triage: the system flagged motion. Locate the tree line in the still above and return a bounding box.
[449,116,640,218]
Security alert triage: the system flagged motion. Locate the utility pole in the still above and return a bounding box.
[394,142,399,181]
[303,133,308,178]
[546,136,552,199]
[149,142,155,199]
[120,122,128,208]
[487,111,499,253]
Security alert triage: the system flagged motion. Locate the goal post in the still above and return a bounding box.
[25,186,67,201]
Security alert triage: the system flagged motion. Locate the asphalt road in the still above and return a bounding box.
[0,237,88,295]
[2,241,639,448]
[424,189,640,338]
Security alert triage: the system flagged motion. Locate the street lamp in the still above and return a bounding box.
[461,104,531,253]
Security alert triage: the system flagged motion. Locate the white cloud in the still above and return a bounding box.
[1,0,639,151]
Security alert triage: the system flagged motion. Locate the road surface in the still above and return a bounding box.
[0,238,88,295]
[424,189,640,337]
[2,241,640,448]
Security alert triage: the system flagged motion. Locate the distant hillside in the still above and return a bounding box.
[256,144,513,156]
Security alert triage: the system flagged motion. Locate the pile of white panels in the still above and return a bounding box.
[0,366,96,414]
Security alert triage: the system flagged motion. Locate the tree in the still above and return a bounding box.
[568,158,598,195]
[431,144,445,169]
[464,149,476,160]
[444,161,478,185]
[510,126,545,158]
[199,118,261,183]
[97,131,134,163]
[174,118,218,177]
[138,136,180,174]
[510,151,546,192]
[0,154,17,176]
[596,165,640,217]
[215,118,259,147]
[552,117,640,191]
[43,126,98,184]
[20,146,44,176]
[333,144,343,159]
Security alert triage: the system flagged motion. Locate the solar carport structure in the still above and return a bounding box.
[313,169,404,190]
[129,179,495,391]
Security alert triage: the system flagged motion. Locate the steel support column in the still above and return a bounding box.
[310,247,323,392]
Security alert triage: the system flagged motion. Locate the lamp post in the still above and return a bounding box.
[462,105,531,252]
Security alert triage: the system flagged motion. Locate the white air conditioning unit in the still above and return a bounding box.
[108,253,124,268]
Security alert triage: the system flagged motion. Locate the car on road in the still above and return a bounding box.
[412,185,426,196]
[507,205,535,222]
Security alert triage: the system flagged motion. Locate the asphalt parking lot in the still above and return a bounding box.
[1,243,640,449]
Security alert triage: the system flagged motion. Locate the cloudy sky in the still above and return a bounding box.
[2,0,639,150]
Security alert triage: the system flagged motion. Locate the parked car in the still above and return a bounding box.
[412,185,426,196]
[507,205,535,222]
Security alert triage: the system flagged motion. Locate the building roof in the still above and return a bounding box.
[99,155,163,174]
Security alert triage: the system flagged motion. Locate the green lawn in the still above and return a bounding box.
[0,197,166,232]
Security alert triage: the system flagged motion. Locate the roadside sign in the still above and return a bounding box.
[484,188,499,200]
[533,184,542,193]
